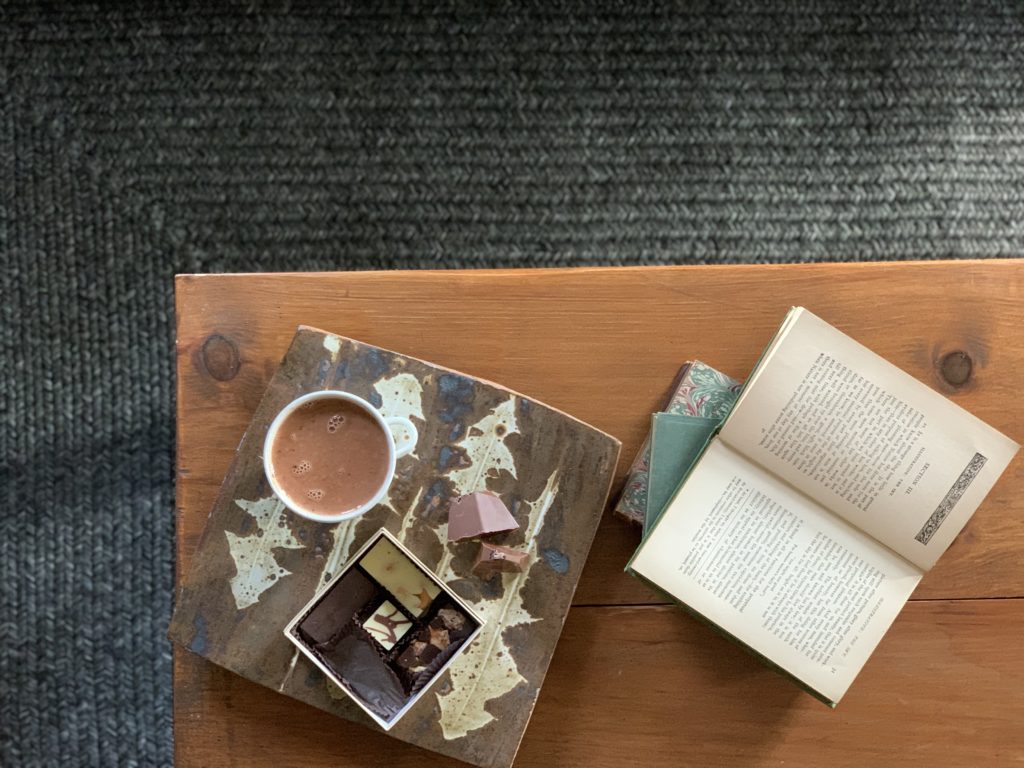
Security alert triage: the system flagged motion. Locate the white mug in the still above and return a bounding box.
[262,391,418,523]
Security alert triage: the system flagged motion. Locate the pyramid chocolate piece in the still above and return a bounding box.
[298,568,377,646]
[319,629,408,720]
[359,537,440,617]
[446,491,519,542]
[472,542,529,577]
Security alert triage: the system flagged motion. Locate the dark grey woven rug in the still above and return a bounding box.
[2,2,1022,765]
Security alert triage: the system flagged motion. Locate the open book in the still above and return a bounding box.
[628,307,1020,705]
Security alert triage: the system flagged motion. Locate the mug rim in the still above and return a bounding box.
[262,390,397,524]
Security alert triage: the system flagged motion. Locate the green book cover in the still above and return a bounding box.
[643,414,719,537]
[615,361,741,525]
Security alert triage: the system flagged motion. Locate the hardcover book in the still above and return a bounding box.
[614,361,741,525]
[628,307,1020,705]
[169,326,620,768]
[644,414,719,536]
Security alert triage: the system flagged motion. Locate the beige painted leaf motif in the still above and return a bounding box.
[225,496,304,610]
[375,372,425,507]
[436,469,560,740]
[446,396,518,495]
[436,397,519,576]
[374,372,426,424]
[396,488,425,542]
[322,333,341,357]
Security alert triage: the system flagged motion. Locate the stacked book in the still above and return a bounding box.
[619,307,1019,705]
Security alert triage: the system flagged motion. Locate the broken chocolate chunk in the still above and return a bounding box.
[472,542,529,577]
[394,603,472,679]
[436,607,468,633]
[410,637,468,695]
[396,640,441,674]
[432,605,474,643]
[446,491,518,542]
[427,625,451,651]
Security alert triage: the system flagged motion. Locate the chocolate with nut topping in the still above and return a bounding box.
[393,601,476,680]
[396,640,441,674]
[472,542,529,577]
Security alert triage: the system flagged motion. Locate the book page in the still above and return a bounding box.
[630,438,921,704]
[721,308,1019,570]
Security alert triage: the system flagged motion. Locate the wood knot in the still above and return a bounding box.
[201,334,241,381]
[939,350,972,388]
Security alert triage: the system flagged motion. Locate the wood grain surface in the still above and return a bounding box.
[175,261,1024,766]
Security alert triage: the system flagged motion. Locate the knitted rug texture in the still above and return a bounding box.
[2,3,1023,765]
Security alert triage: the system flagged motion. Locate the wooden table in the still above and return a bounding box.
[175,260,1024,767]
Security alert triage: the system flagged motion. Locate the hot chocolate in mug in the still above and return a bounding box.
[263,391,417,523]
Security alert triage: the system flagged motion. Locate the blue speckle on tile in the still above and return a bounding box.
[359,348,389,379]
[190,614,208,655]
[315,358,331,386]
[438,373,475,424]
[422,479,448,519]
[304,666,323,689]
[368,389,383,408]
[339,346,390,381]
[331,359,350,386]
[437,445,457,471]
[542,548,569,574]
[478,574,504,598]
[448,423,464,441]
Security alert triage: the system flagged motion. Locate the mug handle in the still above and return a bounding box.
[385,416,418,458]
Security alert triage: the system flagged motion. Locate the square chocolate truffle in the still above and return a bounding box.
[298,567,377,647]
[359,537,440,617]
[361,600,412,651]
[319,629,407,720]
